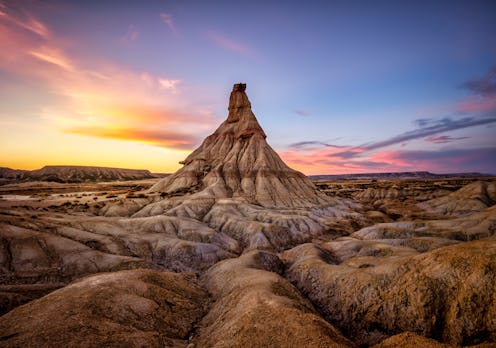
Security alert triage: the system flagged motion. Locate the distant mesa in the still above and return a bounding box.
[0,165,167,184]
[310,171,493,181]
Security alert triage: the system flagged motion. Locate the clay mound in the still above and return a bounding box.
[371,332,453,347]
[419,181,496,216]
[0,269,208,347]
[284,237,496,346]
[194,250,354,347]
[0,223,147,284]
[149,83,328,208]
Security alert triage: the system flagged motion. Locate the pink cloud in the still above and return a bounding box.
[65,126,198,150]
[207,31,254,56]
[121,24,139,42]
[425,135,469,144]
[0,5,49,38]
[457,96,496,113]
[29,46,74,70]
[279,141,488,175]
[0,4,219,150]
[158,78,181,93]
[160,12,175,33]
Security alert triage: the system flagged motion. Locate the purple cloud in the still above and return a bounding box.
[121,24,139,42]
[462,65,496,96]
[294,109,312,117]
[385,147,496,174]
[425,135,469,144]
[160,12,175,33]
[289,141,347,149]
[361,116,496,151]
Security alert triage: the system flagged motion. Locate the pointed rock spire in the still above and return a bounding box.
[227,83,250,123]
[149,83,328,208]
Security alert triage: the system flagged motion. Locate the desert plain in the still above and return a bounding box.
[0,84,495,347]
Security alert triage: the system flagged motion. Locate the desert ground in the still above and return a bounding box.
[1,84,495,347]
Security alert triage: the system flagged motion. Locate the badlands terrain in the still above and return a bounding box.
[1,84,495,347]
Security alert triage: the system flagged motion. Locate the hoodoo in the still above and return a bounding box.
[149,83,329,208]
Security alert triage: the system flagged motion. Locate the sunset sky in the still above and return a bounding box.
[1,0,495,175]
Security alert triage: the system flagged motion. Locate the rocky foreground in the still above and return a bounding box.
[1,84,495,347]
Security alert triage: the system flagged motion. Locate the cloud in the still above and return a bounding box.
[29,47,74,71]
[280,148,393,175]
[294,109,312,117]
[65,126,198,150]
[290,116,496,163]
[462,65,496,96]
[291,115,495,161]
[121,24,139,42]
[207,31,254,56]
[373,147,496,174]
[159,12,175,33]
[0,2,49,38]
[158,78,181,93]
[425,135,469,144]
[457,95,496,113]
[456,65,496,113]
[280,146,496,175]
[361,116,496,152]
[289,141,347,149]
[282,66,496,175]
[0,3,220,151]
[282,114,496,174]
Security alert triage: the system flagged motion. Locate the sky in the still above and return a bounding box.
[1,0,495,175]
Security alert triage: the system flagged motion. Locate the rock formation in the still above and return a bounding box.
[148,83,329,209]
[134,83,363,251]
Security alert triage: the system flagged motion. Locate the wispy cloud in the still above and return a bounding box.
[159,12,175,33]
[0,3,219,151]
[425,135,469,143]
[359,116,496,152]
[282,114,496,174]
[289,141,347,149]
[370,147,496,174]
[457,65,496,113]
[457,96,496,113]
[207,30,254,57]
[29,47,74,71]
[0,3,49,38]
[281,146,496,175]
[121,24,139,42]
[282,66,496,174]
[66,126,198,150]
[290,115,496,160]
[462,65,496,97]
[294,109,313,117]
[158,78,181,93]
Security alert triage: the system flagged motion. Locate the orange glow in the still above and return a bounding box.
[65,126,198,149]
[0,4,219,172]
